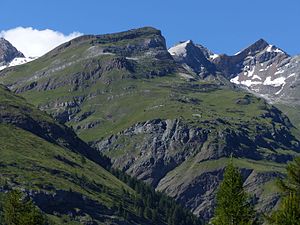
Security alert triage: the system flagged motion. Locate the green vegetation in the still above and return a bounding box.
[267,193,300,225]
[0,84,204,224]
[211,159,257,225]
[111,168,203,225]
[267,157,300,224]
[276,103,300,138]
[157,157,287,193]
[1,190,48,225]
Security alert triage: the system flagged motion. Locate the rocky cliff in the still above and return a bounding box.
[0,38,24,66]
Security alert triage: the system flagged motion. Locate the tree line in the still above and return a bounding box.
[110,168,204,225]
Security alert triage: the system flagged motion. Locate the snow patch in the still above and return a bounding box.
[210,53,219,60]
[266,45,284,54]
[9,57,35,66]
[275,86,285,95]
[0,56,36,71]
[247,66,255,77]
[253,75,262,80]
[245,56,254,60]
[274,70,284,75]
[240,80,262,87]
[230,76,240,84]
[168,40,191,57]
[0,65,6,70]
[274,68,295,96]
[287,73,296,78]
[263,76,286,87]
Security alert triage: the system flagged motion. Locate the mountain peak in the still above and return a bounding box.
[249,38,270,51]
[168,40,217,77]
[235,38,269,56]
[168,40,194,57]
[254,38,269,46]
[0,38,24,66]
[93,26,163,42]
[132,26,161,34]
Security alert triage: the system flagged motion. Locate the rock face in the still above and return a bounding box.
[0,38,35,71]
[212,39,285,78]
[0,38,24,66]
[168,40,217,78]
[230,54,300,104]
[224,39,294,102]
[94,115,299,219]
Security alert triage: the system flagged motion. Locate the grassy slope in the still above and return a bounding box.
[0,53,292,146]
[14,75,278,143]
[157,157,286,192]
[1,84,204,225]
[276,103,300,138]
[0,124,134,224]
[0,85,134,224]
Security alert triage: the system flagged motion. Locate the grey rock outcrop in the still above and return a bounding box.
[93,116,299,219]
[168,40,216,78]
[0,38,24,66]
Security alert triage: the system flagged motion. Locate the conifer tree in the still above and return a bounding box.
[267,157,300,224]
[3,190,47,225]
[211,159,256,225]
[267,192,300,225]
[278,157,300,194]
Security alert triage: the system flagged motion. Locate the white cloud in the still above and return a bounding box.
[0,27,83,57]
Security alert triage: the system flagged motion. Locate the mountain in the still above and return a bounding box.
[226,39,290,99]
[0,84,202,225]
[0,27,299,221]
[0,38,35,71]
[231,51,300,129]
[213,39,299,129]
[212,39,288,79]
[0,38,24,65]
[168,40,217,78]
[169,38,300,130]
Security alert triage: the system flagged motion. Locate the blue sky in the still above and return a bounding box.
[1,0,300,55]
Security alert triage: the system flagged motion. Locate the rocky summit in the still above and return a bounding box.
[0,38,24,66]
[0,38,35,71]
[168,40,217,78]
